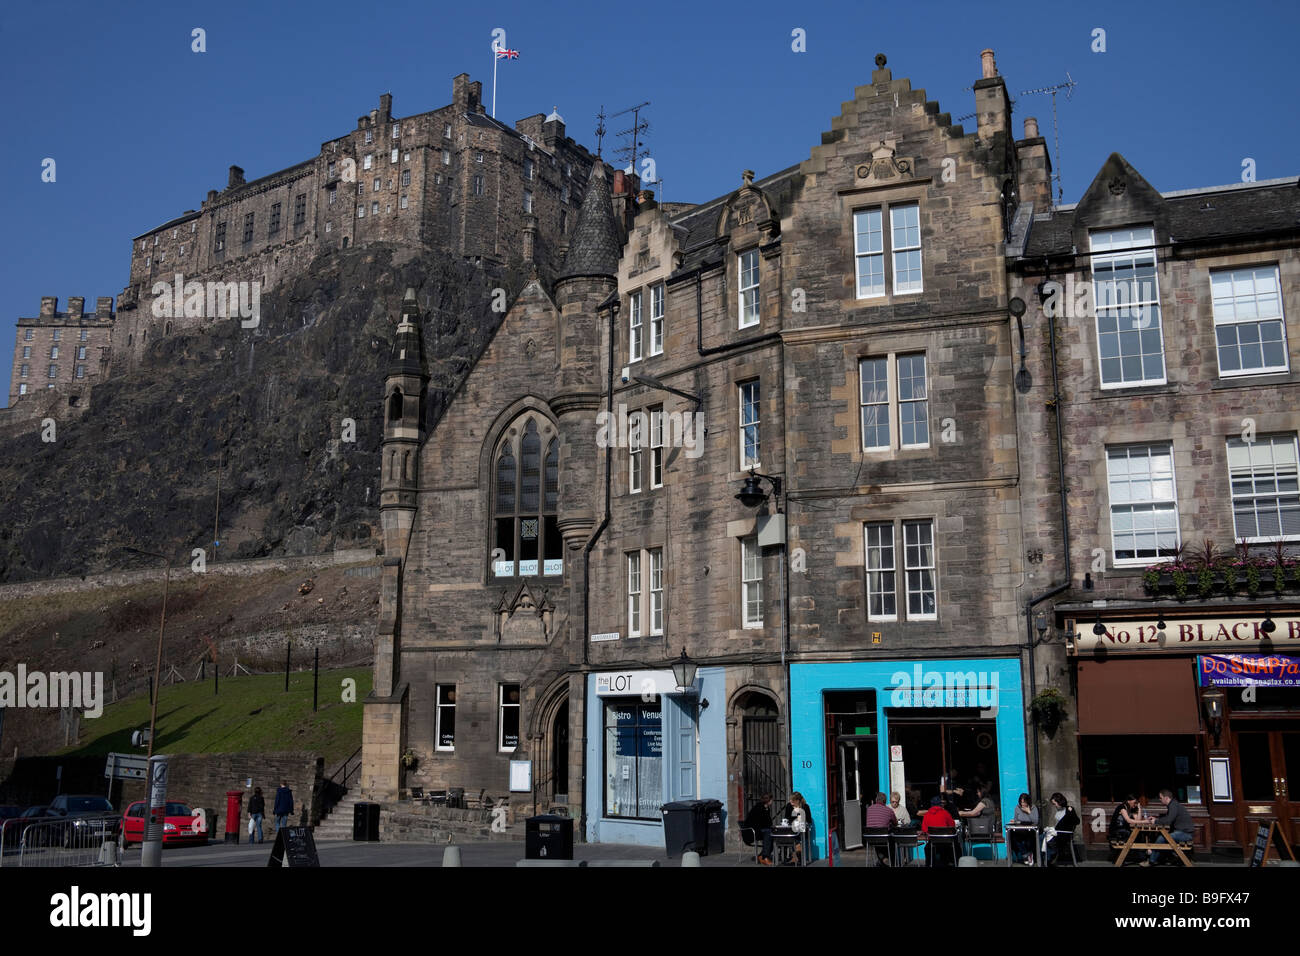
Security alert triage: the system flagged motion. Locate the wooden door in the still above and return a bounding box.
[1234,722,1300,848]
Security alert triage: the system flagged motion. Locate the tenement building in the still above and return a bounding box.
[364,50,1042,855]
[1011,155,1300,857]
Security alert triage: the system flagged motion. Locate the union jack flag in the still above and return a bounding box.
[495,48,519,59]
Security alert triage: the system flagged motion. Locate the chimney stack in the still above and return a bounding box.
[1015,116,1053,209]
[973,48,1010,145]
[981,49,997,79]
[379,93,392,120]
[40,296,57,317]
[228,165,245,189]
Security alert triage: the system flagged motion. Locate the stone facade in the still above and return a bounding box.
[7,296,114,406]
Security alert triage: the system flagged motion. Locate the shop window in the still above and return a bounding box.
[603,699,663,819]
[1226,433,1300,542]
[499,684,520,752]
[492,415,561,578]
[1079,735,1201,805]
[436,685,456,751]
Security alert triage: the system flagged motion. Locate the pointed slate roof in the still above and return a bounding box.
[388,287,427,378]
[557,162,621,281]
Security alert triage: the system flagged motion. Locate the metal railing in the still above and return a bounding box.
[320,746,364,817]
[0,816,121,868]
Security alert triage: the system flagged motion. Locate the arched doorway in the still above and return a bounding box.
[735,690,784,812]
[550,700,569,800]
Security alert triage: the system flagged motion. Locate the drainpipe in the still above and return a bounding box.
[579,301,616,841]
[1024,306,1071,803]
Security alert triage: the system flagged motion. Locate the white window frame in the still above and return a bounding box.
[649,284,664,355]
[628,290,643,362]
[391,148,398,163]
[498,684,520,753]
[890,203,923,294]
[364,129,373,144]
[443,123,452,140]
[21,347,30,359]
[742,536,763,628]
[1211,265,1289,377]
[524,158,534,180]
[1106,442,1181,565]
[18,384,26,395]
[903,518,938,620]
[523,189,533,214]
[400,195,408,209]
[854,202,923,298]
[864,521,897,621]
[648,547,664,635]
[738,249,760,328]
[373,177,381,193]
[1090,225,1166,389]
[649,406,664,490]
[739,380,760,470]
[442,149,451,166]
[859,353,929,452]
[854,208,884,298]
[75,365,85,379]
[435,684,456,751]
[627,551,643,636]
[363,154,373,170]
[1227,433,1300,543]
[392,123,400,139]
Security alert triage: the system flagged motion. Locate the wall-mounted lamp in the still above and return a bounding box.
[1261,612,1277,635]
[1092,613,1106,636]
[1202,688,1226,746]
[671,648,698,692]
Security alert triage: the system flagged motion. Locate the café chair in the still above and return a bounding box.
[863,827,893,867]
[965,816,1001,860]
[738,824,762,864]
[892,829,920,866]
[925,827,960,867]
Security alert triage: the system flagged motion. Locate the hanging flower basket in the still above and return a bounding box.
[401,749,418,771]
[1030,688,1068,739]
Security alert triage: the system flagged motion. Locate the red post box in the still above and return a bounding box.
[225,790,245,844]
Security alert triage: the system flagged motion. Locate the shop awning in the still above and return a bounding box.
[1076,657,1201,734]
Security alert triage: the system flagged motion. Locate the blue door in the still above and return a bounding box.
[667,696,697,801]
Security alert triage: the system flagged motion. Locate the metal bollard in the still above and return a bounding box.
[443,845,462,867]
[681,851,701,867]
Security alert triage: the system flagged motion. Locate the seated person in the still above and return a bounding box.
[1109,794,1142,862]
[744,793,775,865]
[1008,793,1039,864]
[864,792,898,865]
[1142,789,1194,867]
[958,782,999,839]
[889,791,912,829]
[921,796,957,866]
[1043,792,1080,866]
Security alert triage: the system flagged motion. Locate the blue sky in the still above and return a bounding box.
[2,0,1296,408]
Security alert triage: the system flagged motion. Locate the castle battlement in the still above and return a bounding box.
[8,296,115,406]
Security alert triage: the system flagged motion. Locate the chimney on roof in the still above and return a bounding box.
[981,49,997,78]
[469,80,483,114]
[1016,116,1053,209]
[380,93,392,120]
[228,165,245,189]
[41,296,57,317]
[974,48,1010,145]
[207,189,218,203]
[67,297,85,318]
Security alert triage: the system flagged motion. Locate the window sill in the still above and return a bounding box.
[1211,372,1297,390]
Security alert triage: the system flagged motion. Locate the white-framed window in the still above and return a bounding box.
[628,290,643,362]
[363,154,373,170]
[1091,225,1165,388]
[364,129,373,144]
[18,384,26,395]
[19,364,28,377]
[739,380,760,469]
[903,519,937,619]
[145,256,151,267]
[23,329,32,341]
[373,178,381,192]
[371,201,379,214]
[50,345,59,359]
[627,551,643,636]
[21,346,30,359]
[859,353,929,451]
[404,151,411,161]
[325,221,332,233]
[472,175,483,196]
[742,536,763,628]
[328,186,336,206]
[357,205,365,218]
[523,190,533,214]
[738,249,760,328]
[629,411,643,494]
[79,329,89,341]
[443,123,452,139]
[77,346,86,360]
[436,685,456,751]
[865,521,897,621]
[401,169,411,187]
[854,202,923,297]
[75,365,85,379]
[442,149,451,166]
[53,330,62,342]
[392,123,400,139]
[357,182,365,196]
[191,222,196,234]
[48,365,58,379]
[1106,442,1180,564]
[524,158,534,180]
[498,684,520,752]
[179,244,185,255]
[400,194,408,209]
[475,151,484,164]
[649,548,664,635]
[1227,433,1300,542]
[649,406,664,490]
[649,284,664,355]
[391,148,398,163]
[1211,265,1288,376]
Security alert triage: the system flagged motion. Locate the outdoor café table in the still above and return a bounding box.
[1112,824,1194,867]
[770,826,807,866]
[1004,823,1041,866]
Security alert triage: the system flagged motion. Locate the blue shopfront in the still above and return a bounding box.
[584,666,726,846]
[790,658,1028,862]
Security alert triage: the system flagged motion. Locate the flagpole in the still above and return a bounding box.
[492,48,497,118]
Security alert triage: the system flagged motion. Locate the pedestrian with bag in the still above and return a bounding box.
[247,786,266,843]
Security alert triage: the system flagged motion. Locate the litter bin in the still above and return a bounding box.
[525,814,573,860]
[660,799,725,856]
[352,802,380,841]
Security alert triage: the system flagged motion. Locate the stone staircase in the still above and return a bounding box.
[312,791,366,841]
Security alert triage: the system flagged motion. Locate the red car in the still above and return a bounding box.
[121,801,209,847]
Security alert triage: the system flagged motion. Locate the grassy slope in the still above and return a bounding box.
[59,668,372,767]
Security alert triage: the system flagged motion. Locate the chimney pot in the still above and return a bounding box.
[1024,117,1040,139]
[981,49,997,79]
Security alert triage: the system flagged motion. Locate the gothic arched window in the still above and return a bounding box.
[492,415,561,578]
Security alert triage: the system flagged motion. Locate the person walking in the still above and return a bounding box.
[273,779,294,833]
[247,787,266,843]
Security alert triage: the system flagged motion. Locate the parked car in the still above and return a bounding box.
[121,801,208,848]
[45,795,120,848]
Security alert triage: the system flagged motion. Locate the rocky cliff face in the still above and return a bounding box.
[0,243,527,582]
